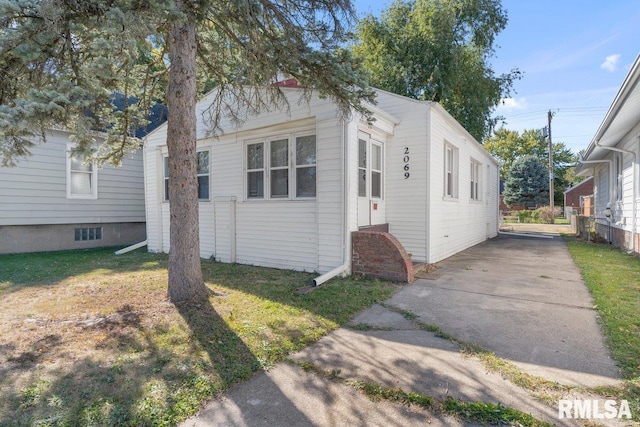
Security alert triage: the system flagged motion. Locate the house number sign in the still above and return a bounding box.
[403,147,410,179]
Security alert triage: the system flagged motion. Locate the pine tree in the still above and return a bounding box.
[0,0,374,303]
[503,155,549,208]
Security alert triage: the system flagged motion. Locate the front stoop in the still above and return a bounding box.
[351,230,415,283]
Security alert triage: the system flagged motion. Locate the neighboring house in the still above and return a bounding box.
[576,54,640,255]
[0,99,166,254]
[143,87,499,279]
[563,177,594,217]
[0,130,146,253]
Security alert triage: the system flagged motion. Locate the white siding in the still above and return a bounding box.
[0,130,145,226]
[426,104,498,263]
[235,201,317,271]
[146,90,341,272]
[374,91,429,262]
[316,117,345,272]
[374,90,498,264]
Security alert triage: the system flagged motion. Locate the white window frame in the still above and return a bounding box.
[196,150,210,201]
[614,152,623,202]
[470,159,481,201]
[66,145,98,200]
[371,142,383,199]
[163,150,210,202]
[244,132,316,201]
[444,143,458,199]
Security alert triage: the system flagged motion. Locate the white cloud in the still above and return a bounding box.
[499,97,527,109]
[601,54,621,72]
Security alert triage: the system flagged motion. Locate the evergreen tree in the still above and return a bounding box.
[503,155,549,208]
[352,0,521,142]
[485,127,577,206]
[0,0,374,303]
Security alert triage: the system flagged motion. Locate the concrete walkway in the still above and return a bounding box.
[180,234,624,427]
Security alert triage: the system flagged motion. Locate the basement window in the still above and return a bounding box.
[75,227,103,241]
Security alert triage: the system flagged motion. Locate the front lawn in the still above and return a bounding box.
[0,248,397,426]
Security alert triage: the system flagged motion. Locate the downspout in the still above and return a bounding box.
[313,118,350,286]
[595,141,637,253]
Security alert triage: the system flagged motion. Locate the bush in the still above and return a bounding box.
[511,206,560,224]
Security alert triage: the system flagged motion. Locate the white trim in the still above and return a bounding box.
[243,130,316,201]
[66,144,98,200]
[444,142,458,199]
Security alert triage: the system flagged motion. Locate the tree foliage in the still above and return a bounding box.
[1,0,374,302]
[484,127,577,205]
[502,155,549,208]
[352,0,521,142]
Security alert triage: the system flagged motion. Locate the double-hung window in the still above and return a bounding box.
[470,160,481,200]
[163,150,210,201]
[67,147,97,199]
[614,152,623,201]
[246,134,316,200]
[444,143,458,198]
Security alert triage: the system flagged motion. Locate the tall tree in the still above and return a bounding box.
[503,155,548,208]
[352,0,520,141]
[484,128,577,206]
[0,0,374,303]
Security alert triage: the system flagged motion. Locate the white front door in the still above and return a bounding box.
[357,132,385,227]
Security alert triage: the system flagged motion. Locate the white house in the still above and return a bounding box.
[0,130,147,254]
[576,54,640,254]
[143,87,499,280]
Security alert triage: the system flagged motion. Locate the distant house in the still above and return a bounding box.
[576,54,640,254]
[143,87,499,280]
[0,100,166,254]
[563,177,594,217]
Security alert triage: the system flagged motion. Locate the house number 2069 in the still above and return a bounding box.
[403,147,410,179]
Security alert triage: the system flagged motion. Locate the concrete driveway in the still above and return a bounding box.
[181,233,623,427]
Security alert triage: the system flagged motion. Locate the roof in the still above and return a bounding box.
[110,93,167,138]
[563,176,593,195]
[576,54,640,174]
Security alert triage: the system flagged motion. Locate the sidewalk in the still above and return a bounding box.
[180,234,624,427]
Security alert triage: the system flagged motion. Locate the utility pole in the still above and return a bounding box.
[548,110,555,224]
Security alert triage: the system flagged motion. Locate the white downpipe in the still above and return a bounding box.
[313,119,350,287]
[313,262,349,287]
[115,240,148,255]
[595,141,637,252]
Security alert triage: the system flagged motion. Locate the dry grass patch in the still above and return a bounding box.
[0,248,397,426]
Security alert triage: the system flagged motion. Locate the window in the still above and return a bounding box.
[371,143,382,198]
[75,227,102,241]
[444,144,458,198]
[246,134,316,200]
[197,151,210,200]
[67,150,97,199]
[358,138,367,197]
[614,153,623,201]
[270,139,289,198]
[470,160,481,200]
[163,150,210,201]
[296,135,316,198]
[247,143,265,199]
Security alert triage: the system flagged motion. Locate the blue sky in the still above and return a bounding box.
[352,0,640,153]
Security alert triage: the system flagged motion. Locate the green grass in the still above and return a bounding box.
[0,248,397,426]
[565,238,640,417]
[295,360,552,426]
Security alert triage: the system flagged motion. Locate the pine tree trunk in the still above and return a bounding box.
[166,8,208,303]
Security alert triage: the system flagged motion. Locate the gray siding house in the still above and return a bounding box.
[0,129,146,253]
